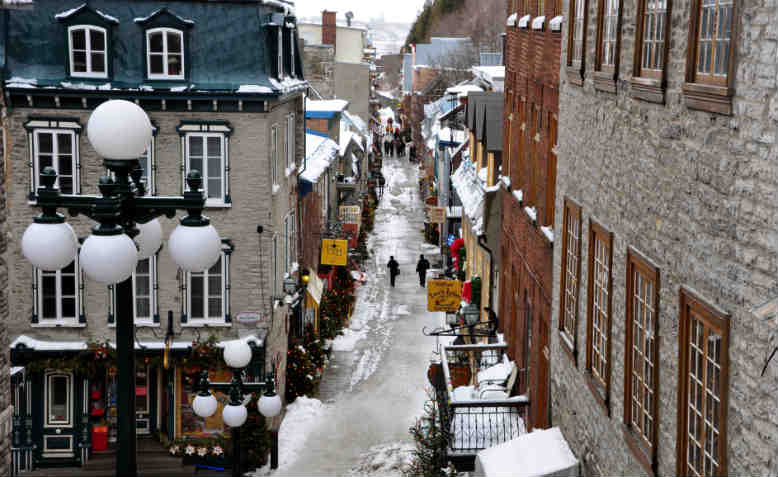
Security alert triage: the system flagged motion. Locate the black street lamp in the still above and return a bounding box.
[20,100,223,477]
[192,340,282,477]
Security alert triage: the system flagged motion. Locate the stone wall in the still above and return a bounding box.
[4,94,304,419]
[303,44,336,100]
[551,0,778,473]
[0,98,11,477]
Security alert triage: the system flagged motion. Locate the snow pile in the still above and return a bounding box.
[451,160,486,235]
[306,98,349,113]
[474,427,578,477]
[237,84,274,93]
[331,327,368,352]
[5,76,36,88]
[348,442,415,476]
[300,134,338,183]
[271,396,326,471]
[270,76,308,94]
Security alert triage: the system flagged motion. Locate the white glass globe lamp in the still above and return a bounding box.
[134,218,163,260]
[22,217,78,271]
[192,392,218,418]
[223,340,252,369]
[258,391,282,418]
[87,100,153,160]
[80,227,138,284]
[222,403,248,428]
[168,219,221,273]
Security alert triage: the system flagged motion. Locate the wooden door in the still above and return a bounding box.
[533,308,551,429]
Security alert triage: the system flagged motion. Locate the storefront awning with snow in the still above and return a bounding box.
[451,159,486,235]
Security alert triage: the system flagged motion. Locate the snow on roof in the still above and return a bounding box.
[507,13,518,26]
[301,134,338,183]
[532,16,546,30]
[475,427,577,477]
[451,160,486,235]
[237,84,274,94]
[5,76,36,88]
[10,334,264,351]
[262,0,296,16]
[342,111,368,137]
[472,66,506,81]
[340,131,364,156]
[270,76,308,94]
[133,8,194,25]
[446,84,484,96]
[306,98,349,113]
[55,4,120,24]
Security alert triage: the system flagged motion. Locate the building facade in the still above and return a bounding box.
[500,0,563,432]
[0,93,11,477]
[552,0,777,473]
[2,0,304,469]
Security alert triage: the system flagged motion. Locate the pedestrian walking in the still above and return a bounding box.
[416,254,430,287]
[387,256,400,287]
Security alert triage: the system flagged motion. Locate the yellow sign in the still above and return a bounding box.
[321,239,348,266]
[427,206,446,223]
[427,280,462,312]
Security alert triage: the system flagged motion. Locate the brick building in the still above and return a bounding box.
[2,0,304,470]
[499,0,564,432]
[551,0,777,473]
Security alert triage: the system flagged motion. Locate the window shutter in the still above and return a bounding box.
[180,270,188,324]
[224,249,232,323]
[224,136,231,203]
[181,135,187,195]
[31,269,39,324]
[153,255,160,324]
[78,268,86,323]
[107,284,115,325]
[75,134,82,194]
[150,138,157,196]
[28,131,35,201]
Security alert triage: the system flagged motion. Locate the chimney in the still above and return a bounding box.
[322,10,337,52]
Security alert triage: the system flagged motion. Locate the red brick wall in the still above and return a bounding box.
[307,117,328,136]
[499,1,562,429]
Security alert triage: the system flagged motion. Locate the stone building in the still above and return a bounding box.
[2,0,304,470]
[0,94,11,477]
[551,0,777,473]
[499,0,564,432]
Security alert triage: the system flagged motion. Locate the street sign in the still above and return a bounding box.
[427,206,446,223]
[321,239,348,266]
[427,279,462,312]
[236,312,263,324]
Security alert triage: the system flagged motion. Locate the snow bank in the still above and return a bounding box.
[274,396,325,470]
[451,160,486,235]
[331,327,368,352]
[474,427,578,477]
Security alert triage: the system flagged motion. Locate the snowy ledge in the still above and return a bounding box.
[507,13,518,26]
[512,189,523,203]
[541,225,554,244]
[550,15,564,32]
[531,16,546,30]
[518,14,531,28]
[524,206,537,223]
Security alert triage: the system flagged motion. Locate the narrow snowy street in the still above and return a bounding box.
[272,155,443,476]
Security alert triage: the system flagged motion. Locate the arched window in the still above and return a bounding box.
[146,27,185,79]
[68,25,107,78]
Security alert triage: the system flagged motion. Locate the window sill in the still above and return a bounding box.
[566,66,584,86]
[622,424,656,476]
[204,200,232,209]
[70,72,109,80]
[593,71,617,94]
[147,75,186,82]
[584,371,610,416]
[31,322,86,328]
[558,329,577,367]
[181,321,231,328]
[108,322,159,328]
[630,77,665,104]
[682,82,733,115]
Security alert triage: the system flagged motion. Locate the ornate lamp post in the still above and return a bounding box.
[192,340,282,476]
[20,100,223,477]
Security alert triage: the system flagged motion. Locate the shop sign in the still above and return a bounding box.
[236,312,263,324]
[427,280,463,312]
[428,206,446,223]
[321,239,348,266]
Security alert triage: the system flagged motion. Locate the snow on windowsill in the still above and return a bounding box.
[524,206,537,222]
[30,322,86,329]
[506,13,518,26]
[550,15,564,32]
[532,15,546,30]
[181,322,232,328]
[500,175,511,188]
[512,189,523,203]
[541,226,554,243]
[518,14,531,28]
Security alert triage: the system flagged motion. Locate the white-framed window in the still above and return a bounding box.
[68,25,108,78]
[45,371,73,427]
[146,27,184,79]
[183,250,231,325]
[138,138,155,195]
[33,129,79,195]
[185,133,226,205]
[108,255,159,326]
[33,259,84,327]
[286,113,296,172]
[271,124,280,187]
[284,212,296,273]
[289,28,296,77]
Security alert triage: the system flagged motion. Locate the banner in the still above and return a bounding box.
[427,280,463,312]
[321,239,348,266]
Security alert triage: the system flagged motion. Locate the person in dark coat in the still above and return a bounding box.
[416,254,430,287]
[387,256,400,287]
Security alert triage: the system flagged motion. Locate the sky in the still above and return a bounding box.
[295,0,426,24]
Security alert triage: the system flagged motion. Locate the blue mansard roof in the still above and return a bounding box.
[1,0,305,97]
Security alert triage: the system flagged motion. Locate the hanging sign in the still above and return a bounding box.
[427,280,463,312]
[427,206,446,223]
[321,239,348,266]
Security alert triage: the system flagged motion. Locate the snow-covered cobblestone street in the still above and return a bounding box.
[268,155,442,476]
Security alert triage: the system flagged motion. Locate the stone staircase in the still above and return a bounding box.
[21,439,226,477]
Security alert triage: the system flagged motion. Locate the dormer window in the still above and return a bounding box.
[146,28,184,79]
[68,26,107,78]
